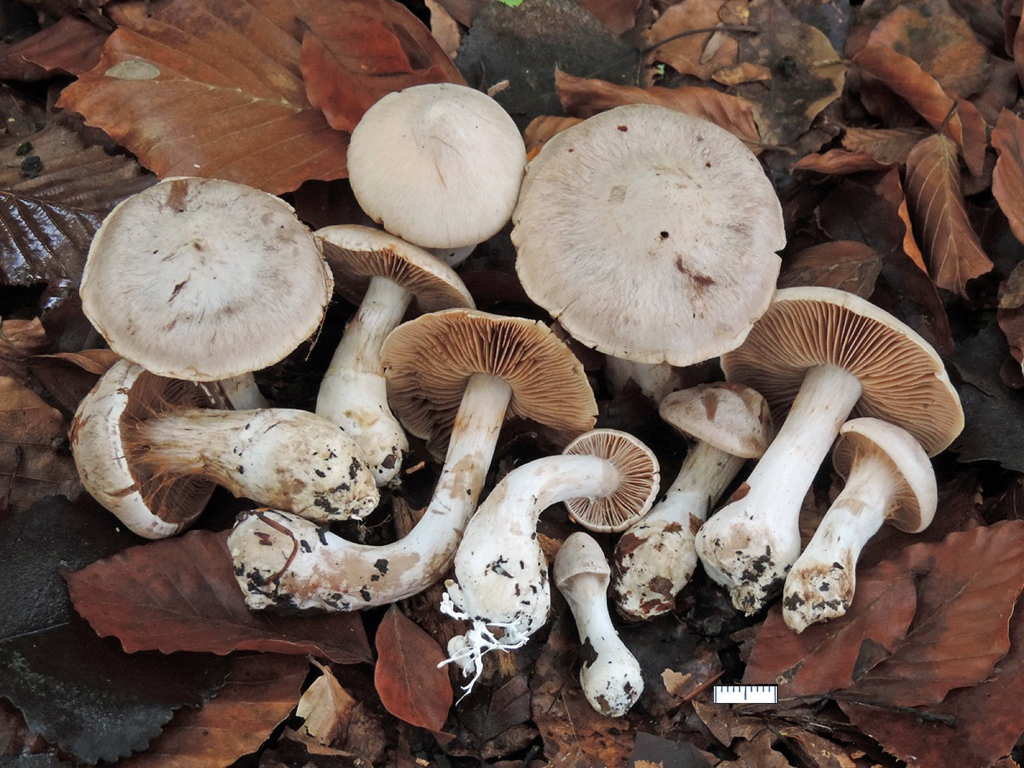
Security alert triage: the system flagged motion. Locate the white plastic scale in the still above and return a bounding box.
[712,685,778,704]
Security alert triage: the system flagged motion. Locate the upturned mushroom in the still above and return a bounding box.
[228,309,597,611]
[782,418,936,633]
[80,176,333,409]
[316,225,474,486]
[72,359,379,539]
[612,383,772,620]
[512,104,785,367]
[442,429,658,686]
[694,287,963,613]
[347,83,527,264]
[555,532,644,718]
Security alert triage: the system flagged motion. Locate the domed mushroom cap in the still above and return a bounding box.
[81,177,333,381]
[512,104,785,367]
[721,287,964,456]
[381,309,597,455]
[554,530,611,591]
[347,83,527,249]
[70,359,216,539]
[317,225,474,311]
[562,429,660,533]
[659,382,773,459]
[833,418,937,533]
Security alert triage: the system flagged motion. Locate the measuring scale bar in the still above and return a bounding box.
[713,685,778,704]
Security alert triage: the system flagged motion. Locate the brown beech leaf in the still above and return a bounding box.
[846,521,1024,708]
[0,375,81,514]
[743,560,916,698]
[992,109,1024,246]
[0,317,47,385]
[64,529,373,665]
[299,0,465,133]
[791,149,891,175]
[777,240,883,297]
[57,0,351,195]
[904,133,993,297]
[523,115,583,157]
[841,126,930,166]
[646,0,741,80]
[374,605,452,732]
[0,15,107,80]
[555,69,761,149]
[577,0,641,35]
[27,349,119,415]
[118,654,308,768]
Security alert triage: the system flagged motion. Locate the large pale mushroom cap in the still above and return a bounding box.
[317,225,474,311]
[721,287,964,456]
[381,309,597,456]
[347,83,527,249]
[833,418,937,533]
[659,383,773,459]
[81,177,333,381]
[512,104,785,367]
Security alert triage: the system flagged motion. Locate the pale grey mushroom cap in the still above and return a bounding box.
[512,104,785,367]
[347,84,527,249]
[81,177,333,381]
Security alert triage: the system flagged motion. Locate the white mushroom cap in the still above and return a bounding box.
[512,104,785,367]
[659,382,774,460]
[347,84,527,249]
[81,177,333,381]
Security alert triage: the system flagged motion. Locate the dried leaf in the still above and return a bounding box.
[847,521,1024,708]
[555,69,761,149]
[374,605,452,732]
[65,529,372,664]
[27,349,119,415]
[992,109,1024,247]
[711,61,771,86]
[646,0,740,80]
[777,240,883,297]
[904,133,993,297]
[791,149,891,175]
[577,0,641,35]
[58,0,351,195]
[0,317,47,385]
[299,0,465,133]
[295,661,358,747]
[0,15,107,80]
[523,115,583,157]
[841,126,930,165]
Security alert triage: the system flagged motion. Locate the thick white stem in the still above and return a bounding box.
[128,408,380,521]
[317,277,413,486]
[782,456,896,632]
[206,374,268,410]
[229,374,513,611]
[612,442,745,619]
[694,365,864,613]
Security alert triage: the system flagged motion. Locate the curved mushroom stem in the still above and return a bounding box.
[229,373,513,611]
[612,442,745,619]
[440,453,623,689]
[782,455,896,633]
[317,277,413,486]
[695,364,863,613]
[125,408,380,522]
[205,373,268,410]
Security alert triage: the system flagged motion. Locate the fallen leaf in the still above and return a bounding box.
[0,317,47,385]
[294,660,355,747]
[27,349,119,415]
[846,521,1024,708]
[0,15,107,80]
[577,0,642,35]
[299,0,465,133]
[555,69,761,149]
[646,0,741,80]
[58,0,351,194]
[777,240,883,297]
[456,674,532,743]
[791,149,892,175]
[523,115,583,156]
[65,529,372,664]
[992,109,1024,247]
[118,654,308,768]
[628,732,712,767]
[904,133,993,297]
[374,605,452,732]
[711,61,771,86]
[841,126,930,165]
[718,729,791,768]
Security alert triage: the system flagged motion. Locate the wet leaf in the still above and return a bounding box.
[847,521,1024,708]
[27,349,119,415]
[555,69,761,149]
[57,0,351,195]
[0,496,230,763]
[65,529,372,664]
[0,317,47,385]
[992,109,1024,247]
[0,15,107,80]
[646,0,741,80]
[777,241,883,297]
[374,605,452,732]
[904,133,993,297]
[298,0,464,133]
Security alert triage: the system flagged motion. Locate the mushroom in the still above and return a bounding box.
[316,225,474,486]
[71,359,379,539]
[612,383,772,620]
[227,309,597,611]
[512,104,785,367]
[694,287,963,613]
[441,429,658,687]
[80,176,333,409]
[347,83,527,263]
[555,532,644,718]
[782,417,936,633]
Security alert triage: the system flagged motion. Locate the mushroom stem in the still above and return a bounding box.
[613,442,745,619]
[205,374,268,410]
[124,408,380,522]
[782,455,896,633]
[228,373,514,611]
[317,277,413,486]
[695,364,863,613]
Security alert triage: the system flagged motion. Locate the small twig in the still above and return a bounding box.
[641,24,759,54]
[681,668,726,702]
